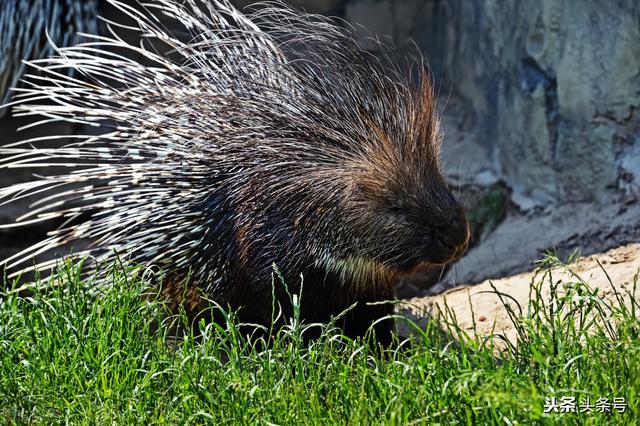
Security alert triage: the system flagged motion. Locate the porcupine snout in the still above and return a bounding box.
[409,183,470,267]
[430,208,469,264]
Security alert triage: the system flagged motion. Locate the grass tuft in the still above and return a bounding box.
[0,255,638,424]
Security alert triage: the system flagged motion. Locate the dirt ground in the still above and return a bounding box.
[398,243,640,347]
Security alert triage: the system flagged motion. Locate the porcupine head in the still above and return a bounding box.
[1,0,469,338]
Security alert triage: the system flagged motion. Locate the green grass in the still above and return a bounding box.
[0,256,638,425]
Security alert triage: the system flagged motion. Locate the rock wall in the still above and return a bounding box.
[432,0,640,209]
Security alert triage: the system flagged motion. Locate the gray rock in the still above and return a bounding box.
[426,0,640,208]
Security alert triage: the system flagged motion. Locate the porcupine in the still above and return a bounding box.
[0,0,470,343]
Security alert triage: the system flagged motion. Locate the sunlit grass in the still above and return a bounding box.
[0,255,638,424]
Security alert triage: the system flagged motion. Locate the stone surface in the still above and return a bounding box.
[427,0,640,208]
[441,202,640,288]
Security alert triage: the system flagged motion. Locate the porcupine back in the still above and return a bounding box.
[0,0,469,341]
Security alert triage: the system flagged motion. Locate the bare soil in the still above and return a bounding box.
[398,243,640,347]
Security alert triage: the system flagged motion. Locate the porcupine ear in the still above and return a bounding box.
[0,0,294,281]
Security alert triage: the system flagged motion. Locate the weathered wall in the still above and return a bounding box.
[430,0,640,209]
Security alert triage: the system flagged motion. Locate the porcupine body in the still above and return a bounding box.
[0,0,470,343]
[0,0,99,117]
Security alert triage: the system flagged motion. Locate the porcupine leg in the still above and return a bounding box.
[299,268,396,346]
[345,299,394,346]
[158,276,280,344]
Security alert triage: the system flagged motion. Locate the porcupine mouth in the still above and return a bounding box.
[394,242,468,276]
[322,256,424,280]
[317,238,468,281]
[394,262,422,276]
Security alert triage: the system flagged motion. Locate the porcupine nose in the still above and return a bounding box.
[436,215,469,249]
[427,212,470,265]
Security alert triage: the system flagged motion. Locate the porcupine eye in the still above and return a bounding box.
[388,199,407,218]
